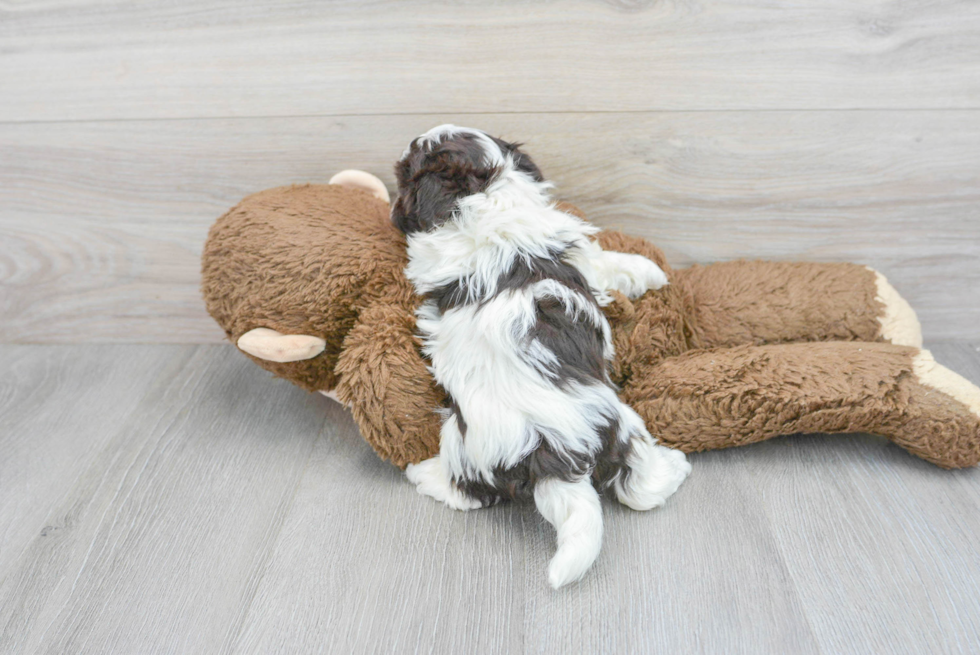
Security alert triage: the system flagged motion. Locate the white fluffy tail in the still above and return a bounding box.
[533,477,603,589]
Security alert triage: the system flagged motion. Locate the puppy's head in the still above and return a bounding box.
[392,125,545,234]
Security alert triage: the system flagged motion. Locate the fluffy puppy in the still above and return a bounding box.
[392,125,691,588]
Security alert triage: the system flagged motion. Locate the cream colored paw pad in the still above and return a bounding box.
[913,350,980,418]
[870,268,923,348]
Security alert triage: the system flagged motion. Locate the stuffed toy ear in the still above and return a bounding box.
[328,170,390,203]
[236,328,326,363]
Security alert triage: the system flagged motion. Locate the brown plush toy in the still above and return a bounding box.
[201,172,980,470]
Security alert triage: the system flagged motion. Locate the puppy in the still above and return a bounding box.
[392,125,691,588]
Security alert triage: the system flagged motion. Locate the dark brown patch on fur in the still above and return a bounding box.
[592,424,633,491]
[488,136,545,182]
[530,294,609,387]
[496,249,589,295]
[429,279,469,313]
[392,132,501,234]
[446,394,468,440]
[431,251,611,388]
[455,435,600,506]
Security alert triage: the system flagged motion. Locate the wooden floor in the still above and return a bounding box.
[3,1,980,653]
[0,343,979,654]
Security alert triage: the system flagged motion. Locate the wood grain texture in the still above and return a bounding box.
[0,345,330,654]
[0,346,196,582]
[2,112,977,343]
[1,344,979,653]
[2,0,980,121]
[737,435,980,651]
[233,422,820,655]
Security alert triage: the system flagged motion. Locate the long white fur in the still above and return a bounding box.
[402,125,688,588]
[534,477,604,588]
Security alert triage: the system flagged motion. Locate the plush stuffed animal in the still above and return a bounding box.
[201,172,980,470]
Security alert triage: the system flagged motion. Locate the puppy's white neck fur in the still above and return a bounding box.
[404,171,597,302]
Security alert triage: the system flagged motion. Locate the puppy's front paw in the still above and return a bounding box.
[632,255,669,293]
[601,252,669,299]
[406,456,483,511]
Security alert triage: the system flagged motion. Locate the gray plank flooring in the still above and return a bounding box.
[1,343,979,654]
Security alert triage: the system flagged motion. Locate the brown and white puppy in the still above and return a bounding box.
[393,125,691,588]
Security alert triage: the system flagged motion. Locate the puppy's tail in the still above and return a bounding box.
[533,477,603,589]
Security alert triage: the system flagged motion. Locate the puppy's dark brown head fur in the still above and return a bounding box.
[392,127,545,235]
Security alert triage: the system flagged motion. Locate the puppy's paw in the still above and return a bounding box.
[600,252,669,299]
[631,254,670,293]
[614,441,691,511]
[406,456,483,511]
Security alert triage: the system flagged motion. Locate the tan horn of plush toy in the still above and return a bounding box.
[201,174,980,470]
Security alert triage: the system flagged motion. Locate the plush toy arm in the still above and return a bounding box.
[671,261,921,349]
[332,300,443,468]
[622,341,980,468]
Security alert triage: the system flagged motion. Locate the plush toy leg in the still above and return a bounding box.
[671,261,921,348]
[328,170,391,203]
[623,341,980,468]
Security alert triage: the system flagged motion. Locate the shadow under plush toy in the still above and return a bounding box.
[202,170,980,471]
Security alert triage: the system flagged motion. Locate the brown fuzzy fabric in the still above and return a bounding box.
[625,342,980,469]
[201,184,980,469]
[674,261,884,348]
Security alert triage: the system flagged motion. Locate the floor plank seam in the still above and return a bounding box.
[220,421,326,654]
[2,106,980,128]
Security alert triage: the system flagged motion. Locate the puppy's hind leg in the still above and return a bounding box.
[609,405,691,511]
[405,409,483,511]
[534,477,604,589]
[405,456,483,511]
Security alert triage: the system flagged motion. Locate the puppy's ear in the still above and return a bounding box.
[392,135,501,234]
[491,137,545,182]
[390,195,417,234]
[392,171,456,234]
[512,150,545,183]
[415,172,459,231]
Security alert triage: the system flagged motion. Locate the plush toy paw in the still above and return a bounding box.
[869,267,923,348]
[613,440,692,511]
[405,456,483,511]
[913,350,980,419]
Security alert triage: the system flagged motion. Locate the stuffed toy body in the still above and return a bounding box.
[202,173,980,470]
